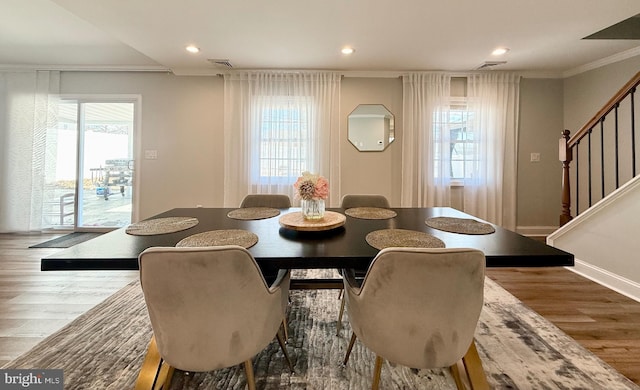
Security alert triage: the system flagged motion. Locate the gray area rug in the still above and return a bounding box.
[4,270,638,389]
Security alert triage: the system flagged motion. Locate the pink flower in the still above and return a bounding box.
[293,171,329,200]
[313,176,329,200]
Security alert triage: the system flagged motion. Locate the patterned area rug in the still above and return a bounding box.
[3,270,637,390]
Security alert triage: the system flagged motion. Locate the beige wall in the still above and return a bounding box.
[60,72,565,228]
[61,72,225,219]
[564,55,640,133]
[340,78,403,206]
[517,78,564,228]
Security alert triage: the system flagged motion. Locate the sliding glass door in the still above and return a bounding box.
[42,98,137,231]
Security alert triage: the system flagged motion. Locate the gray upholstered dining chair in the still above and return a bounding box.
[239,193,292,338]
[240,194,292,208]
[134,246,292,390]
[336,194,391,335]
[340,194,390,209]
[341,247,489,390]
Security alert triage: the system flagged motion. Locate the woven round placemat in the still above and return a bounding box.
[344,207,397,220]
[365,229,445,250]
[227,207,281,220]
[125,217,199,236]
[176,229,259,249]
[425,216,495,235]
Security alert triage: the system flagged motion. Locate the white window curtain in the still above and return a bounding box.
[402,72,520,230]
[401,73,452,207]
[223,71,341,207]
[463,73,520,230]
[0,71,60,232]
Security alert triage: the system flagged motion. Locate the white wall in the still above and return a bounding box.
[548,176,640,301]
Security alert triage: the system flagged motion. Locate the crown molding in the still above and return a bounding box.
[563,46,640,78]
[0,64,171,72]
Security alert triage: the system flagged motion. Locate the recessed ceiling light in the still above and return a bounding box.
[341,47,355,55]
[186,45,200,54]
[491,47,509,56]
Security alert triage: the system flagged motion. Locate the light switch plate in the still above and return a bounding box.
[144,150,158,159]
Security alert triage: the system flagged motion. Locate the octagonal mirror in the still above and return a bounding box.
[348,104,395,151]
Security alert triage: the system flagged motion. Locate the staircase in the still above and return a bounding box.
[550,72,640,302]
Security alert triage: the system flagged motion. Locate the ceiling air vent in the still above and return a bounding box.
[207,59,234,68]
[475,61,507,70]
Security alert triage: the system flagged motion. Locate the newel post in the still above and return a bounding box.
[559,129,573,226]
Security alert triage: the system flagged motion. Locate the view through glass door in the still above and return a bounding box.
[42,99,136,231]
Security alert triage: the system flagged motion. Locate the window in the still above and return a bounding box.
[433,98,478,180]
[253,96,312,183]
[224,71,339,206]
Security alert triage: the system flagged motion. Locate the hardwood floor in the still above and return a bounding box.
[486,267,640,385]
[0,233,638,386]
[0,233,137,366]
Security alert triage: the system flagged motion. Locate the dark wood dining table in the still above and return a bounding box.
[42,207,573,288]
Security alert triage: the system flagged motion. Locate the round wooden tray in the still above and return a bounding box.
[279,211,346,231]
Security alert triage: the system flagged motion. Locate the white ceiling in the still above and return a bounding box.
[2,0,640,77]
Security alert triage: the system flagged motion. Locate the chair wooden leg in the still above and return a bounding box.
[372,355,383,390]
[336,294,346,336]
[244,359,256,390]
[135,336,166,390]
[276,328,294,372]
[163,366,175,390]
[282,317,289,341]
[153,362,174,390]
[343,332,357,366]
[461,341,489,390]
[449,360,469,390]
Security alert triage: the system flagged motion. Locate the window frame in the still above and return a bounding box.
[433,97,479,181]
[251,95,313,185]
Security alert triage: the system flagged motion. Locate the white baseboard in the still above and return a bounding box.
[516,225,558,236]
[567,259,640,303]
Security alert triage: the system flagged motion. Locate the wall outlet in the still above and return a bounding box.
[530,152,540,162]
